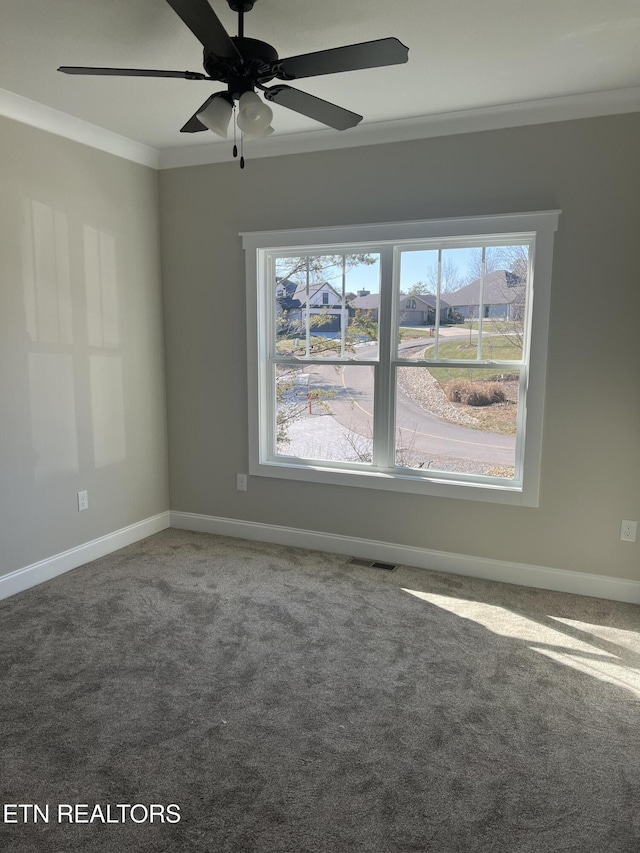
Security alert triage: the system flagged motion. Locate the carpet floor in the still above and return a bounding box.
[1,528,639,852]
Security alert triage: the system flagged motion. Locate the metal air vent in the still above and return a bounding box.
[347,558,396,571]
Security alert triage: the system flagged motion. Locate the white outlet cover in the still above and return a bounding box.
[620,519,637,542]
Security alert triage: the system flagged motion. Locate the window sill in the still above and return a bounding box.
[251,458,537,507]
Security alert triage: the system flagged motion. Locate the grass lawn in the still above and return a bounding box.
[275,336,352,356]
[398,327,437,340]
[460,387,519,436]
[425,337,521,436]
[425,336,522,382]
[456,319,521,333]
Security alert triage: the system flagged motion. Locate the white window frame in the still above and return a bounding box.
[243,211,560,506]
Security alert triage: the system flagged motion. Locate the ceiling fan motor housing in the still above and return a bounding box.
[203,36,278,97]
[227,1,256,11]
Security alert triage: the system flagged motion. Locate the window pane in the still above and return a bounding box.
[274,331,347,359]
[397,245,530,361]
[274,253,379,359]
[275,363,374,463]
[346,254,380,359]
[440,244,529,360]
[395,366,520,477]
[398,248,440,332]
[398,248,471,357]
[479,244,528,360]
[274,268,348,358]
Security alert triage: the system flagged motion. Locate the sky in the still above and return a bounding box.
[341,248,480,294]
[276,245,525,295]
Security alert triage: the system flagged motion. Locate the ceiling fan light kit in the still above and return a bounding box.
[196,92,233,136]
[58,0,409,167]
[236,91,273,133]
[242,124,274,140]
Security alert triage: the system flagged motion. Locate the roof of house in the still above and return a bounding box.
[351,293,451,310]
[446,270,524,307]
[350,294,380,311]
[276,277,298,296]
[400,293,451,309]
[291,280,341,305]
[276,278,343,308]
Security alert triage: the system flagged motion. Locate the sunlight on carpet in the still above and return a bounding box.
[402,588,640,700]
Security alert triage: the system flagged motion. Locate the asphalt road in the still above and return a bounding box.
[312,337,516,467]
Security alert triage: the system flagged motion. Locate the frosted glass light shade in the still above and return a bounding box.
[237,91,273,133]
[197,95,232,137]
[243,125,274,140]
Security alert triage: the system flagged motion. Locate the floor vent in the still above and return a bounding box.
[347,558,396,571]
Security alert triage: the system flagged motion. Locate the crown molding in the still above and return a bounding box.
[0,87,159,169]
[158,85,640,170]
[1,84,639,172]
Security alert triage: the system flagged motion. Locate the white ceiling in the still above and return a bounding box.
[1,0,639,167]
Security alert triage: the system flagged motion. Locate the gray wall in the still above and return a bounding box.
[159,113,640,582]
[0,117,169,577]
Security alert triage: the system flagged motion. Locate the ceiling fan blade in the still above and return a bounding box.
[262,85,362,131]
[165,0,240,59]
[180,95,217,132]
[58,66,212,80]
[273,37,408,80]
[181,115,208,133]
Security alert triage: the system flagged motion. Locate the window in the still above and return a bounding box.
[243,212,559,506]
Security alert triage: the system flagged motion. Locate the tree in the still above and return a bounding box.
[465,245,529,285]
[406,258,464,296]
[276,254,377,351]
[465,247,503,283]
[463,245,529,351]
[498,244,528,281]
[406,280,431,296]
[340,422,430,468]
[349,309,378,341]
[492,247,528,350]
[276,254,376,287]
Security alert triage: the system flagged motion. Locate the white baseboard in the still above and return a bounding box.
[3,510,637,606]
[0,512,171,601]
[171,511,640,605]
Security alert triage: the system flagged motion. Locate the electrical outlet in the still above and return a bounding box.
[620,519,637,543]
[77,490,89,512]
[236,473,247,492]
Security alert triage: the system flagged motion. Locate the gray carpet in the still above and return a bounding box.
[1,528,639,852]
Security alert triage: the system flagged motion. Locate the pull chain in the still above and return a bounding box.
[232,105,238,159]
[231,102,246,169]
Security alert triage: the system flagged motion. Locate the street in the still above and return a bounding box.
[279,332,516,472]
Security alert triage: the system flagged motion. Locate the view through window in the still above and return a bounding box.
[244,213,558,505]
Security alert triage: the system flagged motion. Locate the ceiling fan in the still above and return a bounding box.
[58,0,409,165]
